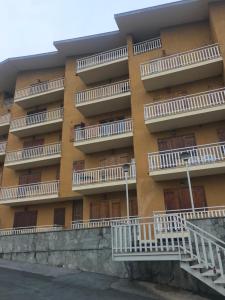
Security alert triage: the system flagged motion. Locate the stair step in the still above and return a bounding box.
[202,269,220,277]
[181,257,196,262]
[214,276,225,285]
[191,264,205,269]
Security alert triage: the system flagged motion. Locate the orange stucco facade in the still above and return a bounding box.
[0,1,224,229]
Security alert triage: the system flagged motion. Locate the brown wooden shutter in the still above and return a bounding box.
[217,129,225,142]
[111,201,121,218]
[129,198,138,216]
[73,160,85,171]
[54,208,65,226]
[73,200,83,221]
[164,189,180,211]
[13,211,37,228]
[192,186,207,208]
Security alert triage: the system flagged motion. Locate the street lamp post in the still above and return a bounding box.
[123,163,130,220]
[180,151,195,213]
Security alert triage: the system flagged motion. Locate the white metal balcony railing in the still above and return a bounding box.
[0,113,10,125]
[154,206,225,225]
[71,216,138,230]
[73,162,136,186]
[0,180,59,202]
[75,80,130,105]
[140,44,221,77]
[74,119,133,142]
[10,108,63,130]
[0,141,6,154]
[144,87,225,120]
[133,37,162,55]
[148,142,225,172]
[14,78,64,100]
[5,143,61,164]
[0,225,63,236]
[76,46,128,71]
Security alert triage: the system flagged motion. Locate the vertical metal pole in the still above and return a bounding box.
[185,161,195,212]
[125,172,130,220]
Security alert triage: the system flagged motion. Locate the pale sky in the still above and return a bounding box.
[1,0,179,61]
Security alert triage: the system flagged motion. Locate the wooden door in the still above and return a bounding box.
[23,138,44,149]
[158,134,196,151]
[13,210,37,228]
[217,129,225,142]
[54,208,65,226]
[111,201,121,218]
[73,200,83,221]
[129,198,138,216]
[19,171,41,185]
[90,200,109,219]
[192,186,207,208]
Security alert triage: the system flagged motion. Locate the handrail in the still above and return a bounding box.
[14,77,64,100]
[144,87,225,120]
[148,141,225,171]
[5,143,61,163]
[10,107,63,130]
[133,37,162,55]
[140,44,221,77]
[0,141,7,153]
[0,180,59,201]
[75,79,130,105]
[76,46,128,71]
[74,118,132,142]
[73,162,136,186]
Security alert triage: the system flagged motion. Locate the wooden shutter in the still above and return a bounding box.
[73,160,85,171]
[73,200,83,221]
[179,188,193,209]
[90,200,109,219]
[129,198,138,216]
[192,186,207,208]
[13,211,37,228]
[111,201,121,218]
[164,189,180,211]
[23,138,44,148]
[54,208,65,226]
[217,129,225,142]
[19,171,41,185]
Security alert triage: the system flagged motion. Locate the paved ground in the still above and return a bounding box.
[0,259,215,300]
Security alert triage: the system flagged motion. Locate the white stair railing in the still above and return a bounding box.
[144,87,225,120]
[140,44,221,77]
[0,141,7,154]
[5,143,61,163]
[148,141,225,171]
[74,119,133,142]
[0,180,59,201]
[0,225,63,236]
[133,37,162,55]
[14,77,64,100]
[180,219,225,278]
[10,107,63,130]
[76,46,128,71]
[75,79,130,105]
[73,162,136,186]
[0,113,10,125]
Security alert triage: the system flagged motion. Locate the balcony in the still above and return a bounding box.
[74,119,133,153]
[133,37,162,55]
[75,80,131,117]
[0,113,10,134]
[148,142,225,181]
[10,108,63,137]
[4,143,61,170]
[144,88,225,132]
[0,180,59,206]
[76,46,128,84]
[72,162,136,195]
[140,44,223,91]
[14,78,64,108]
[0,141,7,162]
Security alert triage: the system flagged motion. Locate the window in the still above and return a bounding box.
[53,208,65,226]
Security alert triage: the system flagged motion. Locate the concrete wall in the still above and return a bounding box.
[1,217,225,296]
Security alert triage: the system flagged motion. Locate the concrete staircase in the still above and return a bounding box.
[111,215,225,296]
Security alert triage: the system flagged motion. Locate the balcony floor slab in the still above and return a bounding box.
[145,102,225,132]
[142,58,223,91]
[72,179,136,195]
[74,132,133,154]
[0,194,59,206]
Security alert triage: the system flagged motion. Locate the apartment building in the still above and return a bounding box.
[0,0,224,230]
